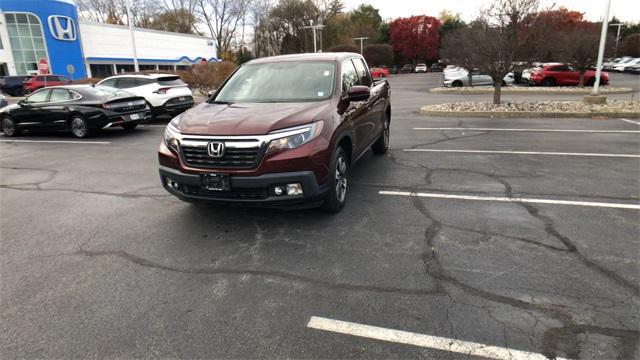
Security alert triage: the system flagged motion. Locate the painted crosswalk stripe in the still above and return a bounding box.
[403,149,640,158]
[378,191,640,210]
[307,316,569,360]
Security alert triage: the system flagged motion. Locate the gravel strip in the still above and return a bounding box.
[430,86,635,94]
[422,100,640,113]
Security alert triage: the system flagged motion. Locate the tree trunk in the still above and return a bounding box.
[468,72,473,87]
[493,82,502,105]
[578,71,585,87]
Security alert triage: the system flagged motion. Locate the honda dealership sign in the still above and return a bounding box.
[48,15,77,41]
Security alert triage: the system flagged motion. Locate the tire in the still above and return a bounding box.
[322,147,349,213]
[69,115,94,138]
[1,116,20,137]
[122,123,138,131]
[14,88,25,97]
[542,78,555,87]
[372,115,390,155]
[585,79,595,86]
[452,80,463,87]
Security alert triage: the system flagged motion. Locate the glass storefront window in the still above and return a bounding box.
[5,13,49,75]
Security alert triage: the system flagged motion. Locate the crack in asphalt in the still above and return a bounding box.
[73,247,442,297]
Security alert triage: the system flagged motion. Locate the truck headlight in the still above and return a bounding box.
[163,125,180,152]
[266,122,322,155]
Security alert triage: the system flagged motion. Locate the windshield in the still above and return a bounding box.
[214,61,335,103]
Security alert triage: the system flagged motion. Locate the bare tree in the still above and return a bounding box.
[441,25,480,87]
[197,0,250,56]
[77,0,124,24]
[559,23,611,87]
[154,0,201,34]
[475,0,542,104]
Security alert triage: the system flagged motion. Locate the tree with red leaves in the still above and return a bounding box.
[389,16,441,63]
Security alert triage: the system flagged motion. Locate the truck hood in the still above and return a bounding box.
[176,101,331,136]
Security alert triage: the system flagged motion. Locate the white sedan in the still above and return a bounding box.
[443,70,515,87]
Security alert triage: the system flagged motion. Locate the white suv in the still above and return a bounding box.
[97,74,194,117]
[415,63,428,73]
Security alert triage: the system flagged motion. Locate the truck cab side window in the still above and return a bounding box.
[353,59,372,87]
[341,60,359,95]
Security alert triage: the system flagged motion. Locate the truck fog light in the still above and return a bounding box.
[287,183,303,196]
[167,178,180,189]
[274,186,285,196]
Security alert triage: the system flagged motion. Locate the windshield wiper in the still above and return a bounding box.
[211,100,232,105]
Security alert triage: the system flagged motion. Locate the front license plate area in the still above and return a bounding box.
[129,113,141,120]
[202,173,230,191]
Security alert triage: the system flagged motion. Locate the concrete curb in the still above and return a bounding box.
[419,108,640,119]
[429,87,635,95]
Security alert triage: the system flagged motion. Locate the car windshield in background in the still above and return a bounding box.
[214,61,335,103]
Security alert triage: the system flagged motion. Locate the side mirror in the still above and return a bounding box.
[18,100,31,107]
[347,85,370,102]
[207,89,217,97]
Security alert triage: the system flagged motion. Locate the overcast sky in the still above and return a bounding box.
[342,0,640,22]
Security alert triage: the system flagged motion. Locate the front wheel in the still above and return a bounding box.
[69,115,94,138]
[542,78,555,87]
[1,116,20,137]
[322,147,349,213]
[372,116,390,154]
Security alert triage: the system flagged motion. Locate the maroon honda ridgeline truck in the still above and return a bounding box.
[159,53,391,212]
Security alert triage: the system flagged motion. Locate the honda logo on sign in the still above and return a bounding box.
[48,16,76,41]
[208,142,225,158]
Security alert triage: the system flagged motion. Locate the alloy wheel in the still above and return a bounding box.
[1,117,15,136]
[335,155,348,203]
[71,117,87,138]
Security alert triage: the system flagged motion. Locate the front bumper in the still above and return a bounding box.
[159,166,328,206]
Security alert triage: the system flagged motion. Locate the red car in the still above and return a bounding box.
[23,75,72,93]
[370,67,390,78]
[530,64,608,86]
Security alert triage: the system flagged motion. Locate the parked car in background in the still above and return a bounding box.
[444,70,515,87]
[415,63,428,73]
[0,75,31,96]
[159,53,391,213]
[0,94,7,108]
[387,65,398,74]
[370,67,390,78]
[627,63,640,74]
[613,58,640,72]
[400,64,414,73]
[0,85,150,138]
[530,64,608,86]
[97,74,194,117]
[23,75,71,93]
[603,57,632,71]
[429,63,444,72]
[521,63,562,84]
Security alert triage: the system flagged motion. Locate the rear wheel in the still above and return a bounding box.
[322,147,349,213]
[542,78,556,87]
[372,115,390,155]
[69,115,93,138]
[452,80,463,87]
[1,116,20,137]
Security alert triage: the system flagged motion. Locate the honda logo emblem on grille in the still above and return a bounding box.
[208,142,225,158]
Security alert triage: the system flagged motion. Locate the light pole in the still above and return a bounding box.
[125,0,139,72]
[609,23,624,57]
[585,0,611,104]
[303,20,325,53]
[353,37,369,54]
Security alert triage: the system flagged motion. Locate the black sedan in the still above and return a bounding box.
[0,85,150,138]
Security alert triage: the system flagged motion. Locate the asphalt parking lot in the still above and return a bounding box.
[1,73,639,359]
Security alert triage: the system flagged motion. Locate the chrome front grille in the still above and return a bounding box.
[179,139,264,169]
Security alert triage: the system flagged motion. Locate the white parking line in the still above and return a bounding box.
[0,139,110,145]
[378,191,640,210]
[307,316,568,360]
[620,118,640,125]
[403,149,640,158]
[413,127,640,133]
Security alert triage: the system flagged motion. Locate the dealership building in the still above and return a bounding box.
[0,0,218,79]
